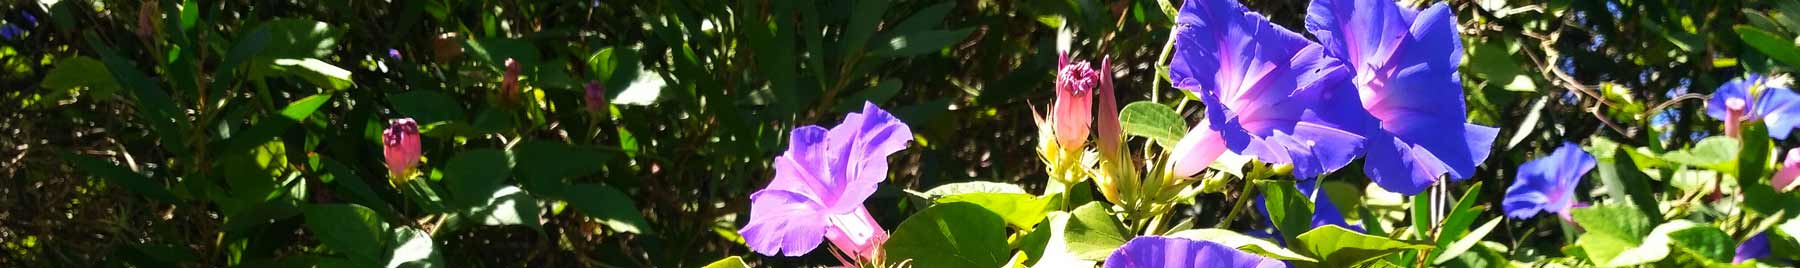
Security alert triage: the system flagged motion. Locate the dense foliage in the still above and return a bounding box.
[10,0,1800,267]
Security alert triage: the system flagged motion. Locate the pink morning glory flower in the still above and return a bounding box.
[585,80,608,114]
[1772,148,1800,192]
[740,102,913,260]
[1167,0,1368,179]
[1104,236,1285,268]
[1502,142,1594,221]
[1054,53,1099,150]
[382,118,423,179]
[1305,0,1499,195]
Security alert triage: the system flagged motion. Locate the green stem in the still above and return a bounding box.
[1216,178,1259,228]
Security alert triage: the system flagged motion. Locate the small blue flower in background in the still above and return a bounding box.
[1105,236,1285,268]
[1305,0,1499,195]
[1165,0,1367,179]
[0,23,23,40]
[389,48,403,60]
[1502,142,1594,221]
[1706,74,1800,139]
[740,102,913,260]
[1736,232,1770,264]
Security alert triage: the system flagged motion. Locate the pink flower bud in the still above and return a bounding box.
[1775,148,1800,192]
[1053,52,1097,150]
[1094,56,1121,160]
[137,3,157,39]
[383,118,423,180]
[502,58,521,102]
[585,80,608,114]
[1726,97,1748,138]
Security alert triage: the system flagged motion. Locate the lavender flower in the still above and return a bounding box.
[383,118,423,180]
[1502,142,1594,220]
[1706,74,1800,139]
[1305,0,1499,195]
[1104,236,1285,268]
[740,102,913,260]
[1166,0,1368,179]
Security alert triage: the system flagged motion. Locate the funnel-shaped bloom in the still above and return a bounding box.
[585,80,609,114]
[1737,232,1771,264]
[1104,236,1284,268]
[382,118,423,180]
[1167,0,1368,179]
[1706,75,1800,139]
[1502,142,1594,220]
[1054,53,1099,150]
[1305,0,1499,195]
[741,102,913,259]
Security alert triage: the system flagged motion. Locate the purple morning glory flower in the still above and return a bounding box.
[1166,0,1367,179]
[1305,0,1500,195]
[389,49,403,60]
[1736,232,1771,264]
[1104,236,1285,268]
[1706,74,1800,139]
[740,102,913,260]
[1502,142,1594,220]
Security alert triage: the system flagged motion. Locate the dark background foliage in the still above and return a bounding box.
[0,0,1791,266]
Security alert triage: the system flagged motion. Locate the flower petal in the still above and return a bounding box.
[1104,236,1285,268]
[824,102,914,213]
[740,190,830,256]
[1172,121,1228,178]
[1306,0,1409,70]
[1502,142,1594,219]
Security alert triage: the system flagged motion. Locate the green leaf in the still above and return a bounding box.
[1431,217,1501,264]
[259,19,341,59]
[891,2,954,34]
[217,94,332,155]
[922,181,1028,197]
[464,186,539,229]
[1467,40,1534,92]
[1659,136,1739,172]
[39,56,120,104]
[443,149,513,208]
[700,256,748,268]
[565,184,652,234]
[1262,180,1313,245]
[385,227,444,268]
[1432,182,1486,257]
[842,0,891,56]
[885,202,1010,268]
[1738,123,1784,214]
[511,141,613,196]
[389,90,464,125]
[178,0,198,30]
[1737,25,1800,69]
[1292,225,1432,268]
[1017,212,1099,267]
[1118,101,1187,148]
[61,152,177,202]
[1168,228,1316,262]
[1667,225,1734,264]
[872,28,974,57]
[1064,202,1130,260]
[937,192,1053,229]
[1573,205,1653,266]
[272,58,354,90]
[304,204,386,265]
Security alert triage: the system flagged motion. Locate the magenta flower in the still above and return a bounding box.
[1104,236,1284,268]
[1706,75,1800,139]
[1773,148,1800,192]
[1502,142,1594,221]
[1054,53,1098,150]
[382,118,423,179]
[585,80,608,114]
[1305,0,1499,195]
[740,102,913,260]
[1167,0,1368,178]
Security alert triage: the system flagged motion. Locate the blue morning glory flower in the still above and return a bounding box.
[1502,142,1594,220]
[1166,0,1368,179]
[1736,232,1770,264]
[740,102,913,259]
[1105,236,1285,268]
[1305,0,1500,195]
[1706,74,1800,139]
